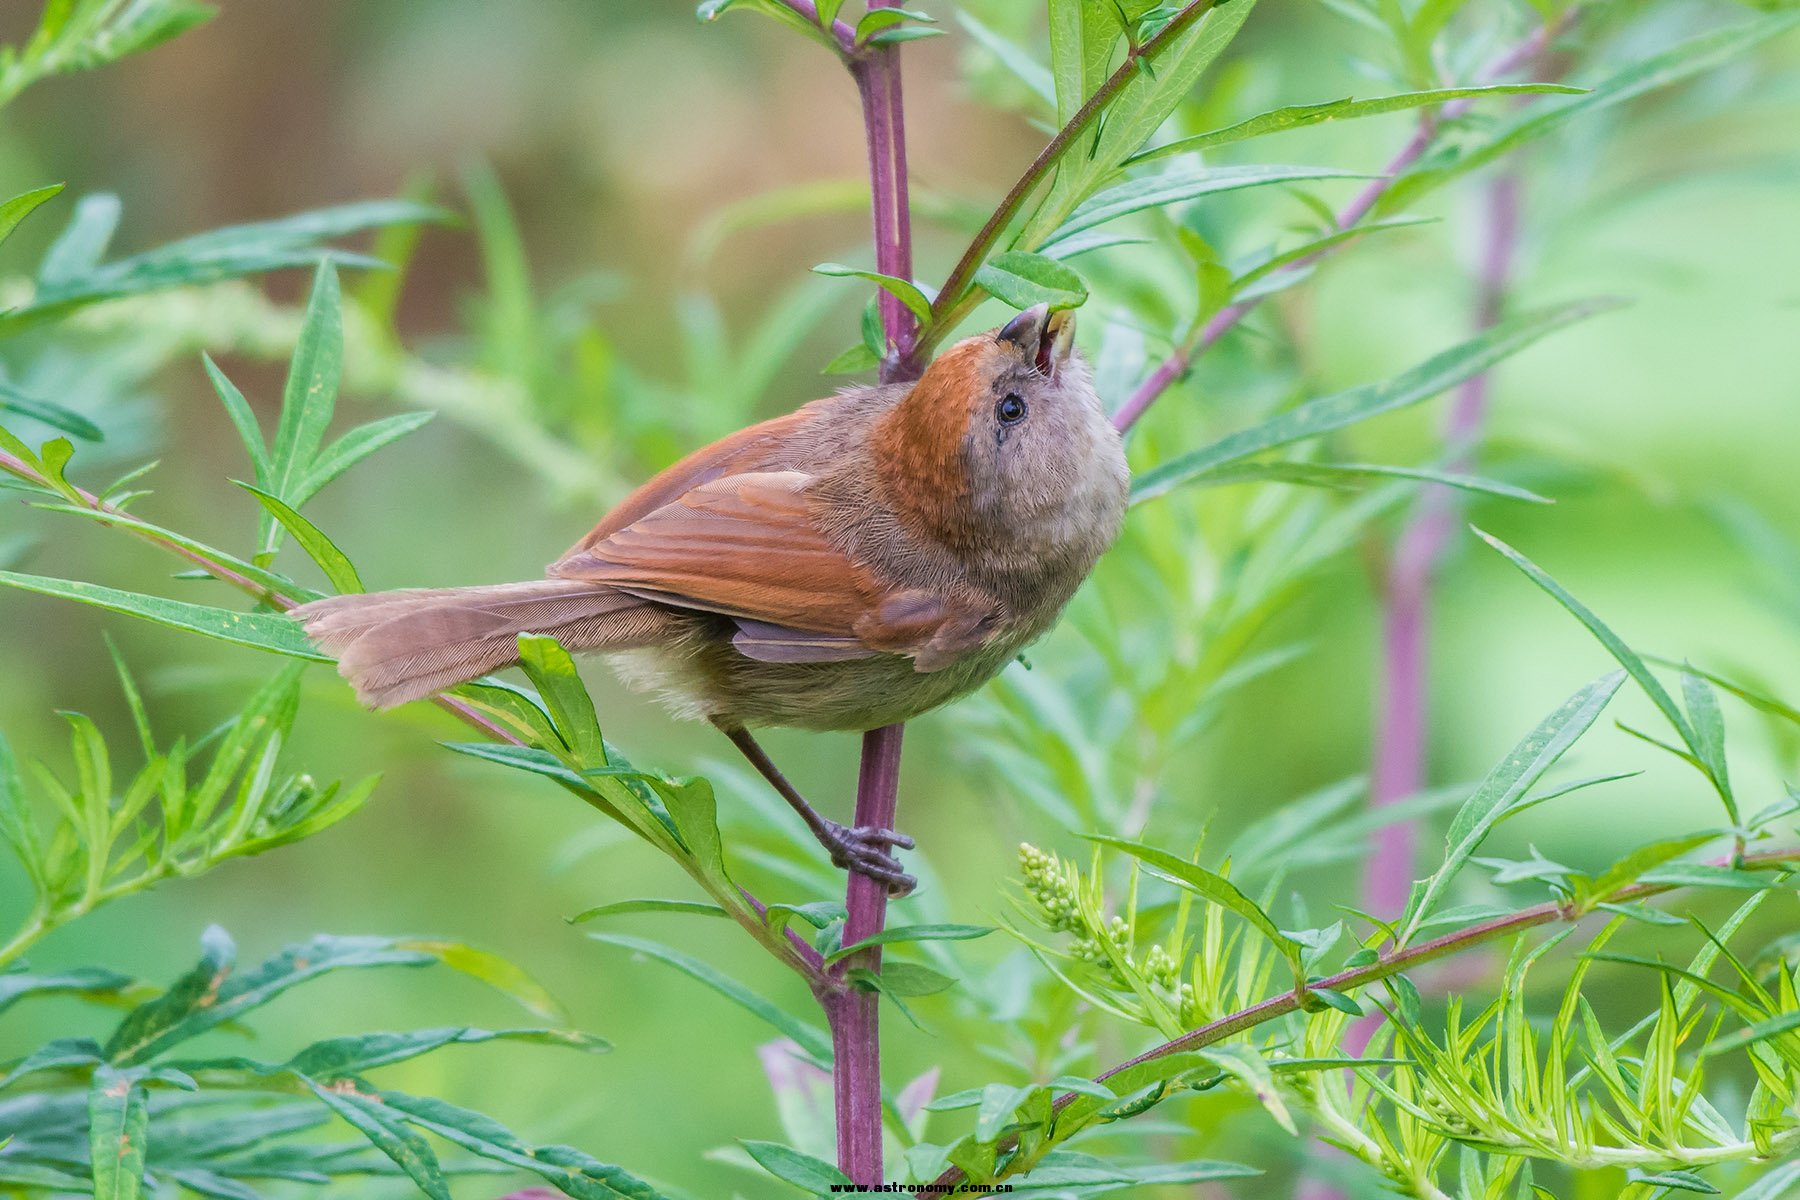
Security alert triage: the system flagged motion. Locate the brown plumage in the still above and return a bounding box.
[294,305,1128,891]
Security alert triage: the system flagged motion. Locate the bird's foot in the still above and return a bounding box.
[820,821,916,897]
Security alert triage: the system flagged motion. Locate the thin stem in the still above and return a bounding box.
[829,2,918,1186]
[0,449,517,744]
[919,845,1800,1196]
[909,0,1224,373]
[1365,170,1522,918]
[1110,11,1574,434]
[768,0,858,57]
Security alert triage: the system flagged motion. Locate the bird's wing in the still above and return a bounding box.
[550,470,996,668]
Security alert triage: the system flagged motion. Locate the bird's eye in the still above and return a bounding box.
[996,393,1028,425]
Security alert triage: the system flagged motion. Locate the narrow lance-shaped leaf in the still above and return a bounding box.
[0,571,325,661]
[303,1079,451,1200]
[88,1065,150,1200]
[1087,835,1306,973]
[1398,671,1626,945]
[1377,14,1800,215]
[824,923,996,966]
[587,932,831,1063]
[811,262,934,321]
[1039,163,1371,249]
[0,183,65,247]
[1130,84,1586,164]
[1134,299,1619,502]
[0,379,102,441]
[1477,531,1734,821]
[262,261,342,558]
[742,1140,854,1193]
[235,482,363,594]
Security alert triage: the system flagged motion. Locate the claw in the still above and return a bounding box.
[821,820,917,896]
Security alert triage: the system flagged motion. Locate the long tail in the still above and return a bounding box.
[293,581,672,710]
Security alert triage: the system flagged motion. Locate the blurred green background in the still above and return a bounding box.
[1,2,1797,1196]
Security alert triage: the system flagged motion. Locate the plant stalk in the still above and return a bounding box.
[908,0,1223,373]
[831,3,919,1185]
[919,844,1800,1196]
[1110,12,1573,434]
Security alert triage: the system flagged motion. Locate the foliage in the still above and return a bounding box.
[2,0,1799,1198]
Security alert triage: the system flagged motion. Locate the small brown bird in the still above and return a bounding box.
[296,305,1128,893]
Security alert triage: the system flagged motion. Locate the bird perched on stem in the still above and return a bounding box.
[296,304,1128,894]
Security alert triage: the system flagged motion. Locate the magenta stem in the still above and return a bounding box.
[830,2,918,1186]
[1363,171,1521,916]
[1111,12,1572,434]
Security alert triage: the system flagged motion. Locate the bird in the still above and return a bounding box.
[294,304,1129,894]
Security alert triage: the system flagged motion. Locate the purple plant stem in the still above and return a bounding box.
[831,3,919,1186]
[917,844,1800,1197]
[1111,13,1572,435]
[1364,170,1521,917]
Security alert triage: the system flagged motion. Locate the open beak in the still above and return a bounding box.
[996,303,1077,379]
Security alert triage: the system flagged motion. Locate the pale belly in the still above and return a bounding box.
[602,618,1031,732]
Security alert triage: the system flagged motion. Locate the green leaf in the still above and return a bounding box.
[1138,460,1550,505]
[299,412,435,502]
[89,1064,150,1200]
[588,932,831,1062]
[822,342,879,375]
[103,925,237,1065]
[741,1139,853,1193]
[395,939,567,1022]
[1041,163,1370,248]
[0,731,45,894]
[303,1078,451,1200]
[1575,833,1720,912]
[271,1027,605,1078]
[1700,1010,1800,1059]
[1131,85,1586,163]
[0,379,103,440]
[0,1037,104,1090]
[811,262,933,321]
[865,961,957,996]
[955,11,1055,108]
[0,183,64,247]
[1398,671,1626,944]
[824,923,995,965]
[1681,669,1734,814]
[0,571,325,659]
[1477,531,1734,821]
[372,1088,671,1200]
[0,966,135,1015]
[973,251,1089,311]
[568,899,728,924]
[1134,299,1618,500]
[234,482,363,594]
[1379,14,1800,214]
[866,25,945,45]
[1087,835,1305,970]
[516,635,607,766]
[202,354,269,485]
[262,261,342,556]
[7,198,441,336]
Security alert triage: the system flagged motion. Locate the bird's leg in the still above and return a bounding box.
[714,721,916,896]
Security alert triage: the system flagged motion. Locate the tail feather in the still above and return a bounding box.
[293,581,672,710]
